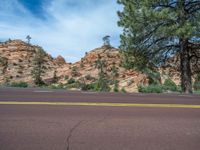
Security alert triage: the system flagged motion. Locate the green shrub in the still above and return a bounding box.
[193,74,200,91]
[10,82,28,88]
[121,88,127,93]
[194,82,200,91]
[163,79,177,92]
[113,80,119,92]
[67,78,76,84]
[50,84,64,89]
[138,84,163,93]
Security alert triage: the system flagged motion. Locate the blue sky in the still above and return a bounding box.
[0,0,122,62]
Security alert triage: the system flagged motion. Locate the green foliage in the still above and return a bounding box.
[138,84,163,93]
[163,79,177,92]
[103,35,111,46]
[113,80,119,92]
[0,56,8,74]
[94,57,110,92]
[111,63,119,79]
[67,78,76,84]
[117,0,200,93]
[194,90,200,95]
[77,80,93,91]
[10,82,28,88]
[95,74,111,92]
[71,66,79,77]
[138,79,180,93]
[32,48,46,86]
[142,68,161,85]
[193,74,200,91]
[121,88,127,93]
[50,83,64,89]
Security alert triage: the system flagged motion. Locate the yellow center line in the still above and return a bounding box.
[0,101,200,109]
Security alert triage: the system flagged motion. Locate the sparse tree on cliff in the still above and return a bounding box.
[32,48,46,86]
[103,35,111,46]
[95,55,110,92]
[117,0,200,93]
[26,35,31,44]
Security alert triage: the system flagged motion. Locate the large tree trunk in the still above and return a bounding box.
[180,38,192,94]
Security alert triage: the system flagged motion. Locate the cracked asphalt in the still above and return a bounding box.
[0,88,200,150]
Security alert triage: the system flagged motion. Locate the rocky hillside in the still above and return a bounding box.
[0,40,70,85]
[57,46,148,92]
[0,40,148,92]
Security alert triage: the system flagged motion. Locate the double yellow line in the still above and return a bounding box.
[0,101,200,109]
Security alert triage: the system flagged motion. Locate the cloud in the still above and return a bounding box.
[0,0,122,62]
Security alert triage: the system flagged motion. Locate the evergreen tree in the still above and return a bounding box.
[95,56,110,92]
[32,48,46,86]
[103,35,111,46]
[26,35,31,44]
[117,0,200,93]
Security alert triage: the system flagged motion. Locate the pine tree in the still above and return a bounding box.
[32,47,46,86]
[117,0,200,93]
[94,56,110,92]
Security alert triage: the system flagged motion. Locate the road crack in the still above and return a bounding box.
[66,120,84,150]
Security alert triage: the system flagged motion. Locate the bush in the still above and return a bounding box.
[138,84,163,93]
[163,79,177,92]
[67,78,76,84]
[113,80,119,92]
[78,82,93,91]
[10,82,28,88]
[121,88,127,93]
[50,84,64,89]
[193,74,200,91]
[194,82,200,91]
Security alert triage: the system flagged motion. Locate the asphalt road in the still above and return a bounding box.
[0,88,200,150]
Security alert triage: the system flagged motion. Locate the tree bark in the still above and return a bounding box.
[180,38,192,94]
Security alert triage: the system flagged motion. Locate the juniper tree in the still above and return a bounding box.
[117,0,200,93]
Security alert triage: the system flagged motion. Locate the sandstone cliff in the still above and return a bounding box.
[0,40,69,85]
[0,40,148,92]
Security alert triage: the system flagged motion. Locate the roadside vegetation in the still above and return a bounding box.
[138,79,180,94]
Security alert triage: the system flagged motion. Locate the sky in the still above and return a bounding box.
[0,0,122,63]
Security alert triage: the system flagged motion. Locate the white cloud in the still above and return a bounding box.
[0,0,122,62]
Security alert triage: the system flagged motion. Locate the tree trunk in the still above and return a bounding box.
[180,38,192,94]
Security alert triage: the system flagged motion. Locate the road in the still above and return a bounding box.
[0,88,200,150]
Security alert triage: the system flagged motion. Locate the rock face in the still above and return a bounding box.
[54,55,66,65]
[0,40,68,85]
[58,46,148,92]
[0,41,148,92]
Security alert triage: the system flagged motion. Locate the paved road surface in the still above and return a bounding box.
[0,88,200,150]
